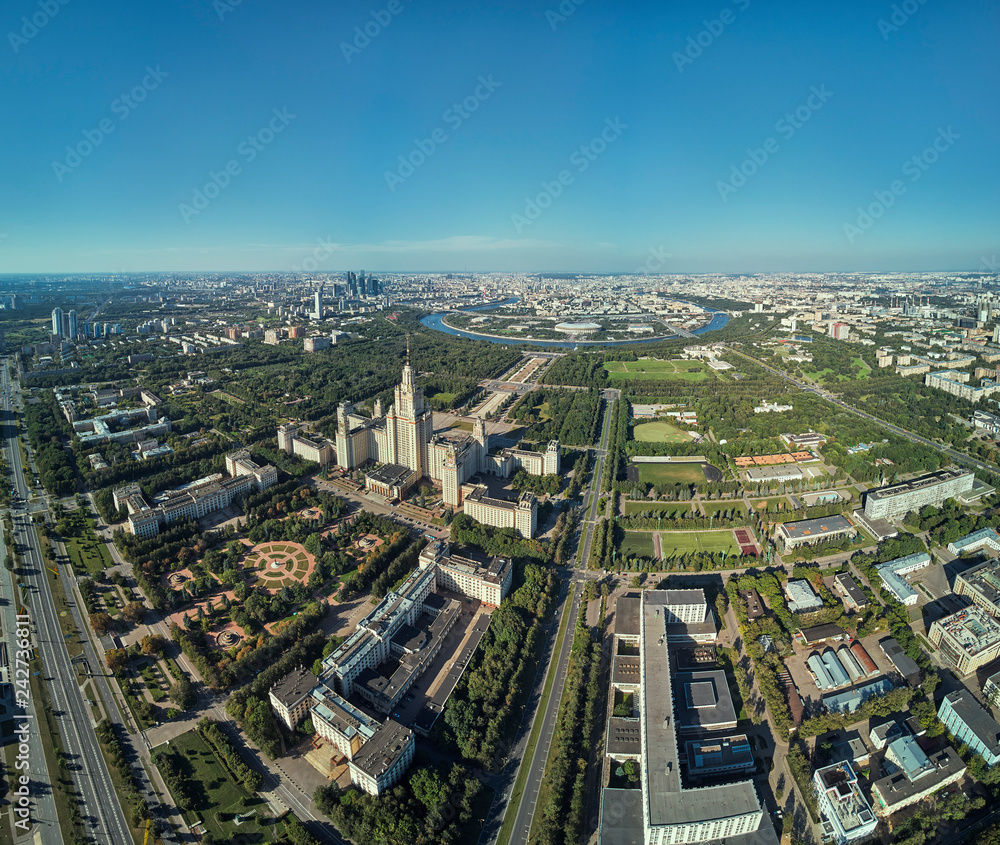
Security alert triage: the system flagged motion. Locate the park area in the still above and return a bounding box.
[632,421,695,443]
[162,729,276,843]
[604,359,709,381]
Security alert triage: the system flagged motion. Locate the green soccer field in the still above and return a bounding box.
[636,462,708,485]
[633,421,694,443]
[658,530,738,557]
[604,359,709,381]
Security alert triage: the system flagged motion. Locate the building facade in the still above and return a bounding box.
[863,469,975,521]
[928,606,1000,674]
[937,690,1000,766]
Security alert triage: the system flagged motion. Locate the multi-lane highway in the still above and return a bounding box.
[0,519,62,844]
[2,359,132,845]
[482,388,617,845]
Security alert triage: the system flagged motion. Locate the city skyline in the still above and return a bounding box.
[3,0,999,273]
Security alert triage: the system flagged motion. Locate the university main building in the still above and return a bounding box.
[334,357,558,537]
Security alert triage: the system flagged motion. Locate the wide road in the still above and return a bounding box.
[726,347,1000,474]
[494,388,617,845]
[2,361,132,845]
[0,508,62,843]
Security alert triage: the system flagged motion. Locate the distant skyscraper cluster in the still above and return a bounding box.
[51,307,78,340]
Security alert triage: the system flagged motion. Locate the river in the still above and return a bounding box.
[419,300,730,348]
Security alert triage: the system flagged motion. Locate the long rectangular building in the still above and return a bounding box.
[599,590,775,845]
[862,468,974,521]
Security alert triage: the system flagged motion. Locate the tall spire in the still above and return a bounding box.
[402,335,415,390]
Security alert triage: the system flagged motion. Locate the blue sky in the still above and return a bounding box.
[2,0,998,273]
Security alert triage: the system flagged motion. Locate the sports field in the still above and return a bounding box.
[604,359,709,381]
[658,530,738,557]
[636,462,709,485]
[633,421,694,443]
[620,532,656,558]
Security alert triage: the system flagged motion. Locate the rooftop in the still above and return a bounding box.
[270,666,317,707]
[865,467,972,501]
[879,637,921,681]
[956,555,1000,606]
[933,605,1000,656]
[778,514,853,541]
[367,462,415,487]
[815,763,876,835]
[873,747,966,813]
[615,596,641,638]
[941,690,1000,758]
[349,719,413,778]
[640,593,762,829]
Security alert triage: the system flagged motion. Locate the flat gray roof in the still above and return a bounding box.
[673,670,737,732]
[615,596,641,638]
[779,514,853,540]
[606,717,642,757]
[641,595,761,827]
[350,718,413,778]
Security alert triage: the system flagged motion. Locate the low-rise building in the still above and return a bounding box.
[832,573,867,612]
[937,689,1000,766]
[870,737,966,817]
[950,528,1000,558]
[784,579,823,613]
[775,515,855,551]
[874,552,930,606]
[928,605,1000,674]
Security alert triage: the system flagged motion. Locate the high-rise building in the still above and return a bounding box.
[51,307,63,337]
[67,310,78,339]
[313,290,322,319]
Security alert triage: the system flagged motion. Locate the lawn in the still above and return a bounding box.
[632,421,694,443]
[61,509,115,576]
[620,532,656,558]
[168,729,277,842]
[658,530,738,558]
[426,389,458,406]
[604,359,709,382]
[448,420,474,432]
[636,462,709,485]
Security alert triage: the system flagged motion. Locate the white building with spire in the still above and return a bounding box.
[333,355,556,537]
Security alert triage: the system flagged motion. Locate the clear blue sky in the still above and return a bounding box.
[3,0,998,273]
